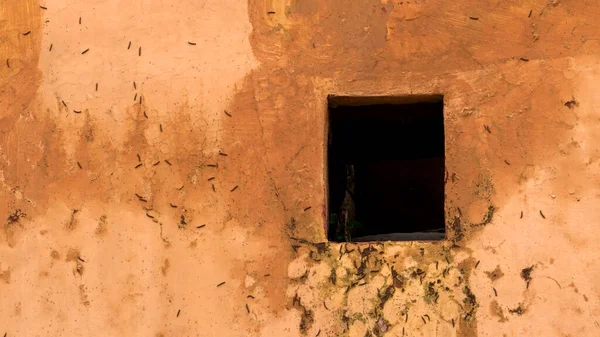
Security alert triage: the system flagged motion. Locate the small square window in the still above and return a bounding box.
[327,96,445,242]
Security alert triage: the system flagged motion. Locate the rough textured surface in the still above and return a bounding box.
[1,0,600,336]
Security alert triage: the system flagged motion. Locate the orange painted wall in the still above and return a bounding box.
[1,1,599,336]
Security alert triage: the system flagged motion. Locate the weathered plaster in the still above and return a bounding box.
[1,0,599,336]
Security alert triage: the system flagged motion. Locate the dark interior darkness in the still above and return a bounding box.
[327,97,445,242]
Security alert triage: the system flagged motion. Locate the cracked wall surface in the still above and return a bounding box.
[1,0,600,336]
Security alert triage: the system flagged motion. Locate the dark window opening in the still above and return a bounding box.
[327,96,445,242]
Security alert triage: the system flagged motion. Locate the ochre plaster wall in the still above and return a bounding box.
[1,1,599,336]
